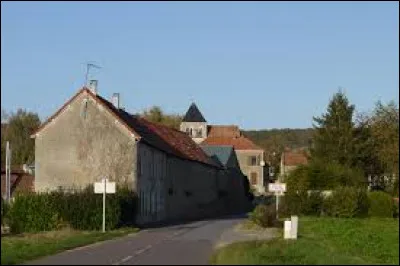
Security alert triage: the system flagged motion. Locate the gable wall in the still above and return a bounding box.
[35,91,137,192]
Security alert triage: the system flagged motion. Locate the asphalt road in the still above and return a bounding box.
[26,214,247,265]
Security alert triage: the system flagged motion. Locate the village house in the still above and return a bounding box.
[1,167,35,199]
[31,82,248,225]
[279,148,309,182]
[180,103,266,195]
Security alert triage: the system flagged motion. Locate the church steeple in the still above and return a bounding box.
[183,103,207,122]
[180,102,207,144]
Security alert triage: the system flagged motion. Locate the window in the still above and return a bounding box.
[189,128,193,137]
[195,128,203,138]
[250,172,258,185]
[248,156,257,166]
[186,128,190,135]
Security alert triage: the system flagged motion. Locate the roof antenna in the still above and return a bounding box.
[85,62,102,86]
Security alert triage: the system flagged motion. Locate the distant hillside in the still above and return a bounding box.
[242,128,314,157]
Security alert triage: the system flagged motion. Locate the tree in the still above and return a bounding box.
[1,109,41,167]
[311,90,356,166]
[369,101,399,195]
[140,106,182,130]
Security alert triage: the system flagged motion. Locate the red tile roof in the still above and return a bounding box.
[207,125,241,138]
[282,151,309,166]
[32,88,220,169]
[202,136,263,151]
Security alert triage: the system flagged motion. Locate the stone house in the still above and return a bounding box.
[279,149,309,182]
[31,84,247,225]
[180,103,266,195]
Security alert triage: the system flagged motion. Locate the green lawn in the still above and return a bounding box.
[1,227,139,265]
[211,217,399,265]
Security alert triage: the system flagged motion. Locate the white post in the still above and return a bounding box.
[290,216,298,239]
[5,141,11,202]
[5,142,8,201]
[276,193,279,220]
[103,177,106,233]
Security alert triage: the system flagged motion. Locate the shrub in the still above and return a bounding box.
[302,191,324,216]
[322,187,369,218]
[1,198,10,226]
[7,185,137,233]
[279,190,324,217]
[8,192,62,233]
[367,191,394,217]
[250,204,277,228]
[286,160,366,192]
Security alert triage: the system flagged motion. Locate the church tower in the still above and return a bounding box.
[180,103,207,144]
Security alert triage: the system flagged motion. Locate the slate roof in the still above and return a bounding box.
[182,103,207,122]
[200,145,235,167]
[202,136,263,151]
[32,88,220,169]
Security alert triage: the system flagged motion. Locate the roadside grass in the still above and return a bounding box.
[1,227,139,265]
[211,217,399,265]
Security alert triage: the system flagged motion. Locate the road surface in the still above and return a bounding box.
[26,214,247,265]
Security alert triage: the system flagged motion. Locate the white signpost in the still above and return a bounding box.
[268,182,286,219]
[94,177,116,233]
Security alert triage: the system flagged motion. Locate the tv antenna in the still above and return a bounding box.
[85,62,102,86]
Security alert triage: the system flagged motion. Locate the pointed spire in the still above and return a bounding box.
[183,103,207,122]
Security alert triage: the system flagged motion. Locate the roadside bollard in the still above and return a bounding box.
[284,220,292,239]
[290,216,298,239]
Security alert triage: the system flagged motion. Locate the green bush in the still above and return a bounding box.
[393,199,399,218]
[303,191,324,216]
[322,187,369,218]
[8,192,62,233]
[279,191,324,217]
[250,204,277,228]
[1,198,10,226]
[367,191,394,217]
[286,160,366,192]
[7,185,137,233]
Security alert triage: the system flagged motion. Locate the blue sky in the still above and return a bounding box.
[1,1,398,130]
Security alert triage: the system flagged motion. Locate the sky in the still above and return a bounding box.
[1,1,398,130]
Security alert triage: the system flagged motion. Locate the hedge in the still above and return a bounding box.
[279,187,370,218]
[7,185,137,233]
[367,191,394,218]
[322,187,369,218]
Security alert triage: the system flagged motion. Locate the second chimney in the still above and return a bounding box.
[112,93,120,109]
[88,80,98,95]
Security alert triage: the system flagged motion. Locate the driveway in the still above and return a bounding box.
[25,214,247,265]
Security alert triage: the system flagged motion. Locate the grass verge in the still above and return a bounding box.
[1,227,139,265]
[211,217,399,265]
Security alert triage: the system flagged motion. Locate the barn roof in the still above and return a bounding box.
[32,88,220,169]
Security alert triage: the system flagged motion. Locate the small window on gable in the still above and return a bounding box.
[249,156,257,166]
[81,99,88,119]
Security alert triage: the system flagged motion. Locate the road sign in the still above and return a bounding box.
[94,179,116,194]
[94,177,116,233]
[268,183,286,193]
